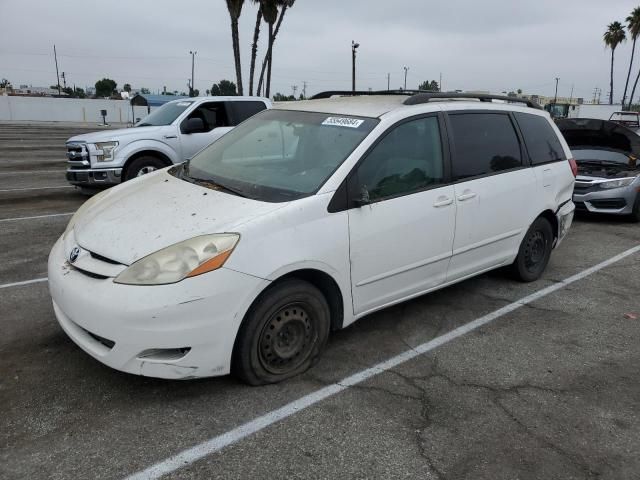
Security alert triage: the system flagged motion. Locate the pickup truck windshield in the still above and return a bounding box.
[136,101,193,127]
[182,109,378,202]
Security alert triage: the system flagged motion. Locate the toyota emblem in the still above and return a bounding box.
[69,247,80,263]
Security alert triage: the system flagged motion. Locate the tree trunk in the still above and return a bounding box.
[231,18,244,95]
[610,48,615,105]
[257,23,272,97]
[248,7,262,96]
[623,39,637,109]
[265,5,289,98]
[629,66,640,109]
[265,27,273,97]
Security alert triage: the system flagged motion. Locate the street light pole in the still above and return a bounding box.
[351,41,359,93]
[190,51,197,97]
[554,77,560,104]
[403,66,409,90]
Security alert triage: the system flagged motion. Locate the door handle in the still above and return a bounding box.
[163,135,177,139]
[433,196,453,208]
[457,192,477,201]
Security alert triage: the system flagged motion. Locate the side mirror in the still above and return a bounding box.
[353,186,371,207]
[183,117,206,134]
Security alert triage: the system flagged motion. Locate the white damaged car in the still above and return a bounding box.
[48,92,576,384]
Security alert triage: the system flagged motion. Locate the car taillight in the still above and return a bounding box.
[568,158,578,177]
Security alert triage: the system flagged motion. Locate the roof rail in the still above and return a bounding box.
[310,89,428,100]
[403,92,542,109]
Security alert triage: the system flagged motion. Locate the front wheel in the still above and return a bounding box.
[124,156,167,181]
[510,217,553,282]
[232,279,330,385]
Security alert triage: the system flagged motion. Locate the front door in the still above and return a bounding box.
[347,115,456,316]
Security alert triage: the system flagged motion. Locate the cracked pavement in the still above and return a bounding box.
[1,124,640,479]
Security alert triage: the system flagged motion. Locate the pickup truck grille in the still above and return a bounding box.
[66,142,90,169]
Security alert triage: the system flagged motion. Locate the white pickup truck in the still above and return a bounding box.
[65,96,271,188]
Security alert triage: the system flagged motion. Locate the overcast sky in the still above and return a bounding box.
[1,0,638,101]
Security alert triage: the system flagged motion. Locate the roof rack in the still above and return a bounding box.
[309,90,542,109]
[310,89,427,99]
[403,92,542,109]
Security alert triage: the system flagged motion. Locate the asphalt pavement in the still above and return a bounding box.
[1,123,639,480]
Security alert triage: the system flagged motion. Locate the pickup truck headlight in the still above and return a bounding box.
[94,141,118,162]
[598,176,637,189]
[114,234,240,285]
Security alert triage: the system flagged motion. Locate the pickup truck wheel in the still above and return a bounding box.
[510,217,553,283]
[232,279,330,385]
[124,156,167,181]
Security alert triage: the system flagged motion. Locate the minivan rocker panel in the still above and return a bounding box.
[49,94,576,383]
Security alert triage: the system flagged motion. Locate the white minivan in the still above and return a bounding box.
[48,92,576,384]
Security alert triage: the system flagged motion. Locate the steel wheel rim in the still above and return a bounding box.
[136,166,157,177]
[524,230,546,271]
[258,302,316,375]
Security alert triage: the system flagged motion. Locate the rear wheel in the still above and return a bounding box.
[124,156,167,181]
[511,217,553,282]
[232,279,330,385]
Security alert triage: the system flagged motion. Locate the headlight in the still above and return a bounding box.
[114,234,240,285]
[599,177,637,189]
[94,141,118,162]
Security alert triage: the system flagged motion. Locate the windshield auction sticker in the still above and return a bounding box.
[321,117,365,128]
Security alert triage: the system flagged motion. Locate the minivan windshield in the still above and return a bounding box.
[181,109,378,202]
[136,100,193,127]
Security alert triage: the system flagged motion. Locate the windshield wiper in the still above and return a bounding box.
[187,176,250,198]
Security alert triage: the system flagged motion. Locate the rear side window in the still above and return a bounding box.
[228,101,268,125]
[449,113,522,181]
[515,113,566,165]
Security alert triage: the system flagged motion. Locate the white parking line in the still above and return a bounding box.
[125,244,640,480]
[0,212,74,222]
[0,170,65,175]
[0,186,74,193]
[0,277,48,290]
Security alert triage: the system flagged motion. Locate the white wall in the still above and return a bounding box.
[0,96,150,124]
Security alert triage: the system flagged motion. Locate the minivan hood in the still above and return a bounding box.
[73,170,285,265]
[67,126,165,144]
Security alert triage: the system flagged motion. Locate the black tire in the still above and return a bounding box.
[510,217,553,282]
[630,194,640,223]
[232,279,331,385]
[124,156,167,181]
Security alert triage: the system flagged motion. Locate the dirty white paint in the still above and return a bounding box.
[124,243,640,480]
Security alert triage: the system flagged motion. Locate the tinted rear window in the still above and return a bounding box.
[449,113,522,180]
[515,113,566,165]
[229,101,267,124]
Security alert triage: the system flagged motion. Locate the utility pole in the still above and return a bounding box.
[61,71,66,89]
[291,85,298,98]
[189,50,197,97]
[403,66,409,90]
[387,73,390,91]
[554,77,560,104]
[351,41,360,93]
[302,81,307,99]
[53,44,61,96]
[439,72,442,92]
[569,84,574,105]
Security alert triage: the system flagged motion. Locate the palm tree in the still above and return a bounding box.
[225,0,245,95]
[623,8,640,108]
[248,0,263,96]
[256,0,295,98]
[604,21,626,105]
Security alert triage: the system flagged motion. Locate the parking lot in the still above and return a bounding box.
[1,122,639,480]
